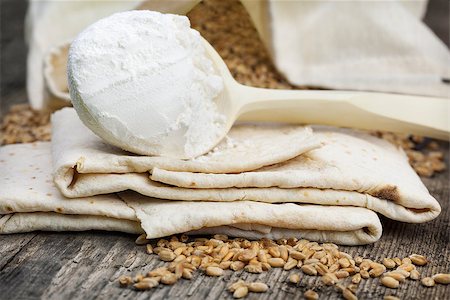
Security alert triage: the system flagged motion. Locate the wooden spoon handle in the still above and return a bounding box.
[235,85,450,140]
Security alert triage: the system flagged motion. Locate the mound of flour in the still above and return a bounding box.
[68,10,225,158]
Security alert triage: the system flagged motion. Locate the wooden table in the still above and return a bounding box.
[1,0,449,299]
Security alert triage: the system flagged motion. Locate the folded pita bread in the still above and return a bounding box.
[0,142,381,245]
[52,109,441,223]
[0,213,142,235]
[119,192,382,245]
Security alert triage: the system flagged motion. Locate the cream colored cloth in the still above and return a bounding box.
[51,109,441,223]
[0,142,382,245]
[242,0,450,97]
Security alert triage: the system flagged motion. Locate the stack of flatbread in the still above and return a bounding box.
[0,108,441,245]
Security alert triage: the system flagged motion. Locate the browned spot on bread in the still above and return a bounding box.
[190,182,196,187]
[6,206,13,212]
[408,207,431,213]
[372,185,400,202]
[56,207,63,212]
[46,193,52,197]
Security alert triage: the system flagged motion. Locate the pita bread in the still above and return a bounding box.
[51,108,320,175]
[119,192,382,245]
[52,109,440,223]
[0,213,142,235]
[0,143,381,245]
[0,142,135,220]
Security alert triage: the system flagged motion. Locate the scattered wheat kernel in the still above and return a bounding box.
[401,258,412,265]
[355,257,363,265]
[248,282,268,293]
[385,272,406,282]
[304,289,319,300]
[228,280,247,292]
[421,277,435,287]
[322,273,337,285]
[347,284,358,293]
[315,263,328,276]
[290,251,306,260]
[233,286,249,299]
[336,270,350,279]
[268,257,285,268]
[393,269,410,278]
[360,270,370,279]
[284,258,298,270]
[352,273,362,284]
[182,268,193,279]
[398,264,415,272]
[393,258,402,266]
[133,281,154,290]
[145,244,153,254]
[409,270,420,280]
[135,234,149,245]
[384,295,400,300]
[230,261,245,271]
[213,234,228,241]
[268,247,281,258]
[339,258,351,268]
[118,275,132,287]
[409,254,427,266]
[289,273,301,284]
[329,263,340,273]
[245,263,263,274]
[343,288,358,300]
[301,264,318,276]
[159,249,177,262]
[206,266,224,277]
[381,276,400,288]
[432,273,450,284]
[359,261,371,271]
[383,258,396,269]
[134,274,144,283]
[238,249,256,262]
[279,245,289,261]
[161,273,178,285]
[369,265,386,277]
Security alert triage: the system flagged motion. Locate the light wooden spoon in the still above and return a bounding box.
[202,37,450,143]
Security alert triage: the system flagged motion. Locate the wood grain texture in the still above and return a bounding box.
[0,145,448,300]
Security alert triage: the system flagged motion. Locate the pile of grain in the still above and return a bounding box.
[118,234,449,299]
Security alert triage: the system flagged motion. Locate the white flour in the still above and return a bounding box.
[68,10,225,158]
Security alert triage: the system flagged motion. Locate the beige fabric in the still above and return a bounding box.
[0,143,381,245]
[241,0,450,97]
[52,110,440,223]
[120,191,382,245]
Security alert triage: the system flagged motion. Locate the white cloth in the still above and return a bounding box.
[242,0,450,97]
